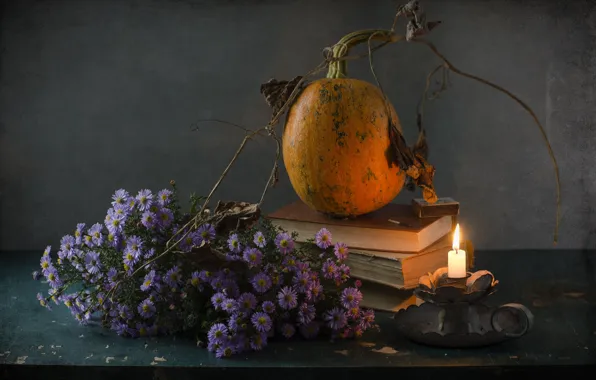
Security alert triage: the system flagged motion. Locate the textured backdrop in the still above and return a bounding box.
[1,0,595,251]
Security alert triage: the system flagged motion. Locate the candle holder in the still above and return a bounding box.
[393,267,534,348]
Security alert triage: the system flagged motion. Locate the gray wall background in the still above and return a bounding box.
[0,0,595,251]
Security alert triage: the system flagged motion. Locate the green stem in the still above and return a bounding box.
[327,29,398,79]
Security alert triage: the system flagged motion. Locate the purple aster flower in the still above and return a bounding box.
[359,309,375,330]
[88,223,104,246]
[242,248,262,268]
[324,307,348,330]
[198,270,211,282]
[249,332,268,351]
[299,321,321,339]
[250,272,272,293]
[238,292,257,311]
[178,230,195,252]
[274,232,294,254]
[228,313,246,333]
[227,233,242,253]
[334,242,349,261]
[107,267,118,283]
[190,271,201,287]
[40,255,52,274]
[135,189,154,212]
[280,323,296,339]
[138,299,156,319]
[85,251,101,274]
[106,213,125,234]
[322,259,338,280]
[126,236,143,255]
[164,266,182,288]
[74,223,86,245]
[340,287,363,309]
[211,292,226,310]
[140,249,153,260]
[208,323,228,343]
[45,267,62,288]
[60,235,75,255]
[42,245,51,257]
[111,320,129,336]
[83,233,94,248]
[36,293,50,309]
[292,271,311,293]
[306,280,324,302]
[253,231,266,248]
[157,189,173,206]
[315,228,333,249]
[32,271,42,281]
[141,211,157,229]
[296,261,310,273]
[215,342,235,358]
[277,286,298,310]
[251,312,272,333]
[282,256,298,272]
[117,304,134,321]
[337,263,350,283]
[112,189,130,207]
[136,323,148,337]
[112,202,131,218]
[222,298,238,314]
[297,303,316,325]
[122,249,140,268]
[157,208,174,229]
[149,203,160,214]
[196,224,216,245]
[261,300,275,314]
[140,270,156,291]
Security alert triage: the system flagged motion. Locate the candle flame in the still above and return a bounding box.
[453,224,460,250]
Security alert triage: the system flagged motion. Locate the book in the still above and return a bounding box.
[357,280,419,312]
[412,197,459,218]
[267,200,452,253]
[346,236,475,290]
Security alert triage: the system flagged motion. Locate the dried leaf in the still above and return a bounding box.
[210,201,261,235]
[15,356,27,364]
[562,292,585,299]
[260,76,304,123]
[359,342,376,348]
[371,346,398,354]
[335,350,349,356]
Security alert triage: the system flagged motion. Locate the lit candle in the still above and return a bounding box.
[447,224,467,278]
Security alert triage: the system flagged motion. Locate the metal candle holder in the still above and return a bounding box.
[393,267,534,348]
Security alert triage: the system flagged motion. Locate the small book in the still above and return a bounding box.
[412,197,459,218]
[267,200,452,253]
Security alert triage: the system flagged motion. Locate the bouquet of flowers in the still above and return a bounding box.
[33,182,376,358]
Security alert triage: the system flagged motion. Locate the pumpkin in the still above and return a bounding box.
[282,77,406,217]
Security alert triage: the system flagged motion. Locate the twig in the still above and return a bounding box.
[417,64,445,135]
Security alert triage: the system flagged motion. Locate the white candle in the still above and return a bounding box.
[447,224,467,278]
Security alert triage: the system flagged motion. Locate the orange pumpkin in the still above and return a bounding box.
[282,77,406,217]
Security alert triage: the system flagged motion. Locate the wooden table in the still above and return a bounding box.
[1,249,595,379]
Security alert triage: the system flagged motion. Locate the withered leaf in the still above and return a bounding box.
[260,76,304,123]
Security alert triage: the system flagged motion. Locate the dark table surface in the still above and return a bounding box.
[0,249,595,380]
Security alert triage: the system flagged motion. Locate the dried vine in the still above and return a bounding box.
[108,0,561,298]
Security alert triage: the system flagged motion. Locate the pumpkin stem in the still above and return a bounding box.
[326,29,398,79]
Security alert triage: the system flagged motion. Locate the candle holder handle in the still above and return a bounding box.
[490,303,534,338]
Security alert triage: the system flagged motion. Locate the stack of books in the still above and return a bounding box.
[267,198,474,312]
